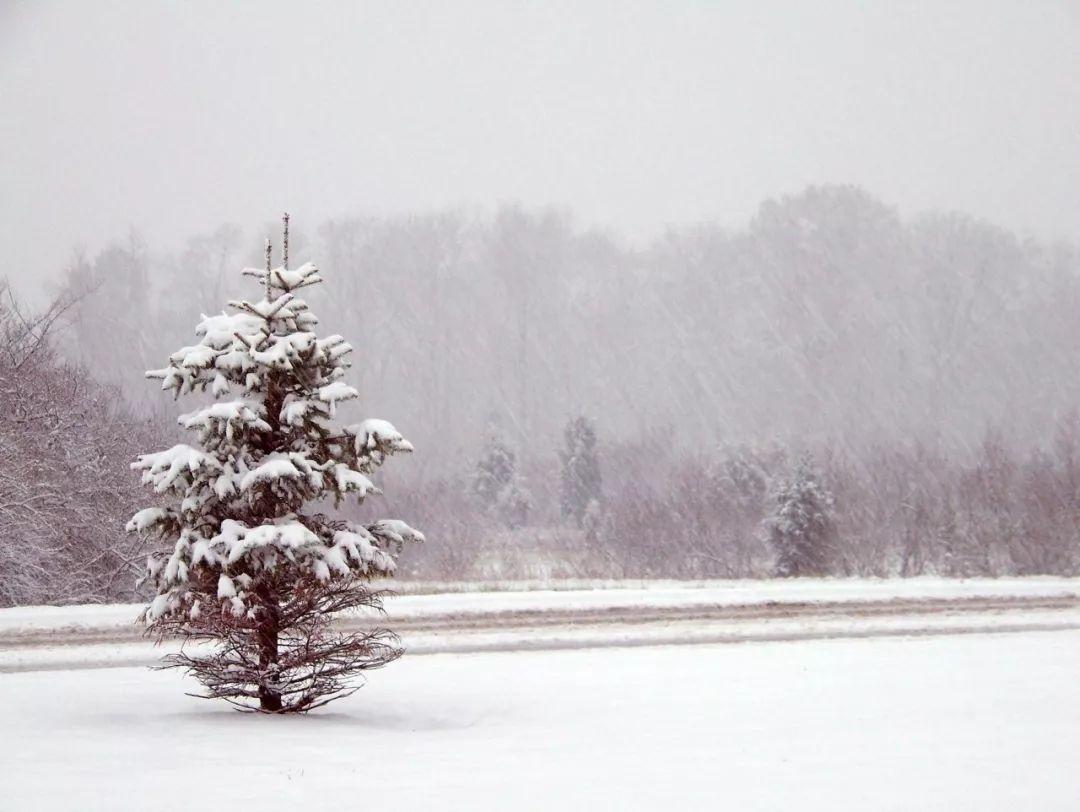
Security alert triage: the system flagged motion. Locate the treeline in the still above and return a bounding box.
[59,185,1080,471]
[6,324,1080,605]
[390,416,1080,580]
[3,184,1080,604]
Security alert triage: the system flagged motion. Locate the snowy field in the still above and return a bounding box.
[3,631,1079,811]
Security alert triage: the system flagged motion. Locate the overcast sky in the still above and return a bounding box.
[2,0,1078,297]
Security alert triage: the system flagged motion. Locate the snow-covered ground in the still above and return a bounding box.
[3,631,1078,810]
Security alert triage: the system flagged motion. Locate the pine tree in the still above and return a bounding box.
[765,455,836,577]
[127,215,423,713]
[559,416,602,527]
[474,421,531,528]
[474,428,515,508]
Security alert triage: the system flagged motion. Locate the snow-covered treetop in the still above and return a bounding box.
[129,235,422,623]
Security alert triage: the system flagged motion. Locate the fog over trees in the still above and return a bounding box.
[60,186,1080,461]
[4,183,1080,602]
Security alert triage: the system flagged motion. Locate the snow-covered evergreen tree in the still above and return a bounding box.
[474,421,531,528]
[765,455,836,577]
[559,415,602,527]
[127,216,423,712]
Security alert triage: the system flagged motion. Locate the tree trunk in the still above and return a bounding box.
[256,583,282,712]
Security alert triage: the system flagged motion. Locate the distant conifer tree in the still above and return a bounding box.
[474,420,531,528]
[765,455,836,577]
[559,416,602,528]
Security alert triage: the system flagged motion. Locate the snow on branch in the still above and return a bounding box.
[346,418,414,455]
[241,261,323,294]
[132,444,220,494]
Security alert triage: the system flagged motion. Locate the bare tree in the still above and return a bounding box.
[0,282,158,606]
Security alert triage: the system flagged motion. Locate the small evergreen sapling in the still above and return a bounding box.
[127,216,423,712]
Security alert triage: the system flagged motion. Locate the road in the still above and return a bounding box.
[4,587,1080,672]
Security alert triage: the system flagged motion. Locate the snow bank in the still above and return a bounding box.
[387,576,1080,618]
[4,576,1079,635]
[0,602,144,634]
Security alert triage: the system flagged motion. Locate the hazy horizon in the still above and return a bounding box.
[3,0,1079,300]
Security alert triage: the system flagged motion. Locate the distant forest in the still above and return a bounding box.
[5,184,1080,604]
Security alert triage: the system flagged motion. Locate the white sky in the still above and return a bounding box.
[2,0,1078,296]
